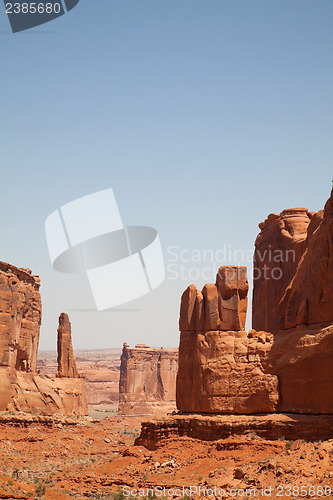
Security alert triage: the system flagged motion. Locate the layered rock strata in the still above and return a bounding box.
[135,413,333,450]
[252,208,312,333]
[118,344,178,415]
[279,190,333,329]
[176,187,333,415]
[0,261,87,416]
[0,261,41,372]
[177,266,279,414]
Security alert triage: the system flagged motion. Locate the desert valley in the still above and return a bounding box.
[1,185,333,499]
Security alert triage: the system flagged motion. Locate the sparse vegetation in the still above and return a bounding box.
[35,480,46,498]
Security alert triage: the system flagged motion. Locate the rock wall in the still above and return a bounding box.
[177,284,333,414]
[0,262,41,372]
[177,187,333,415]
[0,261,87,416]
[177,329,279,414]
[118,343,178,415]
[279,189,333,329]
[84,366,120,406]
[135,413,333,450]
[177,266,279,414]
[252,208,312,333]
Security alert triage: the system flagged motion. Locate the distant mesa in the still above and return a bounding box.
[119,343,178,416]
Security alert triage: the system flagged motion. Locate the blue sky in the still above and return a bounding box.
[1,0,333,350]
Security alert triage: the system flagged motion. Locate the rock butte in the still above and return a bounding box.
[175,186,333,416]
[118,343,178,415]
[0,261,87,416]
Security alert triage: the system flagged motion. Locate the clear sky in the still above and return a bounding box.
[1,0,333,351]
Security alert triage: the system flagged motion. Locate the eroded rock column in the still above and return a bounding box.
[56,313,79,378]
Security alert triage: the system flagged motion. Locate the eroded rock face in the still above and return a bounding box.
[0,262,41,372]
[252,208,312,333]
[135,413,333,450]
[177,266,280,414]
[180,266,248,332]
[57,313,79,378]
[279,189,333,329]
[176,329,279,414]
[266,324,333,413]
[177,220,333,415]
[118,344,178,415]
[177,315,333,414]
[253,187,333,333]
[0,261,87,416]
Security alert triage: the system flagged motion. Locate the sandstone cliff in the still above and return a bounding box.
[177,270,333,415]
[0,261,41,372]
[177,266,279,414]
[177,185,333,415]
[279,188,333,329]
[0,261,87,416]
[252,208,312,333]
[118,344,178,415]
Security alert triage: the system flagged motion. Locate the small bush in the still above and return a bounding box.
[35,482,46,498]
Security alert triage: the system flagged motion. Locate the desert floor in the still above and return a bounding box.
[0,406,332,500]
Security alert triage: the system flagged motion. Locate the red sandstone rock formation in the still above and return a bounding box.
[176,329,279,414]
[119,343,178,415]
[135,413,333,450]
[264,323,333,413]
[177,266,279,414]
[252,208,312,333]
[177,186,333,415]
[279,188,333,329]
[0,261,87,416]
[253,187,333,333]
[57,313,79,378]
[0,261,41,372]
[180,266,248,332]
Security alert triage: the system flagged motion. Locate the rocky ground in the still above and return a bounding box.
[0,410,332,500]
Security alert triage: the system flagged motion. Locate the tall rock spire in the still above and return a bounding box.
[56,313,79,378]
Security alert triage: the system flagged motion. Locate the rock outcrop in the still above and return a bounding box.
[0,261,87,416]
[0,261,41,372]
[57,313,79,378]
[252,208,312,333]
[118,344,178,415]
[177,266,279,414]
[279,189,333,329]
[180,266,248,332]
[177,187,333,415]
[135,413,333,450]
